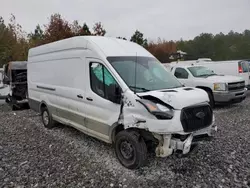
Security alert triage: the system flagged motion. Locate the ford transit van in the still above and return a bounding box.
[28,36,216,169]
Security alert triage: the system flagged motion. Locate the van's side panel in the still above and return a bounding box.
[202,61,249,86]
[28,49,87,124]
[28,59,59,116]
[201,61,237,76]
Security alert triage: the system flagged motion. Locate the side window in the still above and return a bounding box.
[90,62,119,101]
[174,68,189,79]
[241,62,249,73]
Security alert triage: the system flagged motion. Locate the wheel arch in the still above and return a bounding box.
[110,123,158,145]
[39,100,48,114]
[196,86,213,97]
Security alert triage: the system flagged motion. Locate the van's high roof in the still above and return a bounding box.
[28,36,154,58]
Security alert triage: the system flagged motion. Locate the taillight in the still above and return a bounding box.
[238,65,243,73]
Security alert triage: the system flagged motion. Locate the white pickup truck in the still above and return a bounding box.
[166,64,247,107]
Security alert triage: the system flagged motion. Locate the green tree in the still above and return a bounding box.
[0,15,28,66]
[81,23,91,35]
[176,30,250,61]
[28,25,44,47]
[43,13,73,43]
[71,21,91,36]
[130,30,148,48]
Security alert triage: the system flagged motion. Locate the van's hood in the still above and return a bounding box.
[204,75,244,83]
[136,87,209,110]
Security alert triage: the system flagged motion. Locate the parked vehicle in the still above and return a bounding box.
[28,36,216,169]
[0,68,9,99]
[166,64,247,107]
[169,59,250,89]
[3,61,29,110]
[0,68,3,89]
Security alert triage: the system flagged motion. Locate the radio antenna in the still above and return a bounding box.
[134,52,138,94]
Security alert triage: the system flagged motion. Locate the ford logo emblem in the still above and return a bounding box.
[196,112,205,119]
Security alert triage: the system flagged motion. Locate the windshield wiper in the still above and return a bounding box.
[129,86,150,92]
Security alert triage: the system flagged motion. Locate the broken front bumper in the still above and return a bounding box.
[154,124,218,158]
[155,134,193,157]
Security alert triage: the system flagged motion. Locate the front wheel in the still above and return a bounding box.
[114,130,148,169]
[206,91,214,108]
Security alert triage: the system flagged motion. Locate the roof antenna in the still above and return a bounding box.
[134,52,137,94]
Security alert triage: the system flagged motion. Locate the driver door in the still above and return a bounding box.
[84,59,121,142]
[173,67,191,86]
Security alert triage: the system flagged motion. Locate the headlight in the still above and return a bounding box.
[138,99,174,119]
[214,83,227,91]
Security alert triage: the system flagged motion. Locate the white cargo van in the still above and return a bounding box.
[170,60,250,89]
[28,36,216,169]
[166,64,247,107]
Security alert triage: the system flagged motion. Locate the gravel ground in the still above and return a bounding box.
[0,95,250,188]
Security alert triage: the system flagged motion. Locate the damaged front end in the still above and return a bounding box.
[118,89,217,158]
[3,61,29,110]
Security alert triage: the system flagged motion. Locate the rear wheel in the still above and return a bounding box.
[41,106,55,129]
[114,130,148,169]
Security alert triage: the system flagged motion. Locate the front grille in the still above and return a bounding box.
[181,104,213,132]
[228,81,245,91]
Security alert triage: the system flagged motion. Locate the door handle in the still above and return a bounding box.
[86,97,93,101]
[77,94,83,99]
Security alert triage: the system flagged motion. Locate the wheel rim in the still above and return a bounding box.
[43,111,49,125]
[120,140,134,160]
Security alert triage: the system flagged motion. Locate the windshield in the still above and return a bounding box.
[108,56,182,92]
[188,66,217,77]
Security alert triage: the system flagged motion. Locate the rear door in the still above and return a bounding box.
[239,61,250,86]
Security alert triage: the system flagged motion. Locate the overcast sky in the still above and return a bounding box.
[1,0,250,41]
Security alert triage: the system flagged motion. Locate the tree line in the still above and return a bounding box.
[0,13,250,67]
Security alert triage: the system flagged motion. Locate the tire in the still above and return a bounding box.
[11,104,18,111]
[10,96,18,111]
[41,106,55,129]
[206,90,214,108]
[114,130,148,169]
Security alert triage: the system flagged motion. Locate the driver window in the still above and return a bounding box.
[174,68,189,79]
[90,62,119,101]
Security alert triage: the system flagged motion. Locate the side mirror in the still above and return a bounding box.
[108,84,122,104]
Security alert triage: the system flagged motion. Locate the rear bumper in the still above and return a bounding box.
[213,88,247,103]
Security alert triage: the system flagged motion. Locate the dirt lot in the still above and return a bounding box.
[0,96,250,188]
